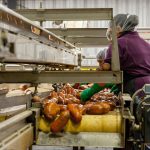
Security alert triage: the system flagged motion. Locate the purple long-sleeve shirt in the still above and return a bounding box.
[105,31,150,93]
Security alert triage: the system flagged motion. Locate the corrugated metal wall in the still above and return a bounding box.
[18,0,150,27]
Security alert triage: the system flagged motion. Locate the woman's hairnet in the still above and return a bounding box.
[96,48,107,61]
[109,14,139,32]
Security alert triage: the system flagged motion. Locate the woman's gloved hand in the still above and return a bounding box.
[80,83,114,102]
[110,85,119,95]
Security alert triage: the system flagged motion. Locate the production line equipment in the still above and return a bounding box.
[0,5,150,150]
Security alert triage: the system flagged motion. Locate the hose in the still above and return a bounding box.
[132,89,143,100]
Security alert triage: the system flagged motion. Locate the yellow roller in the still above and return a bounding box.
[39,111,122,133]
[39,116,51,133]
[65,113,121,133]
[0,116,6,122]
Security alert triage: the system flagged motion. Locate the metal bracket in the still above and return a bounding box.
[123,108,135,121]
[27,108,40,142]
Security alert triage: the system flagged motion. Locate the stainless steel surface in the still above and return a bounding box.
[0,110,32,131]
[0,5,78,67]
[0,4,77,53]
[1,7,121,75]
[36,91,51,99]
[48,27,150,40]
[15,8,119,70]
[6,32,78,66]
[15,8,113,21]
[0,120,26,141]
[37,132,123,148]
[47,28,107,37]
[111,20,120,71]
[0,71,123,83]
[1,58,77,68]
[0,105,26,116]
[31,108,41,141]
[64,37,108,47]
[0,88,9,95]
[0,93,32,109]
[32,146,112,150]
[123,108,135,121]
[122,93,135,119]
[46,27,150,48]
[0,124,33,150]
[122,94,133,102]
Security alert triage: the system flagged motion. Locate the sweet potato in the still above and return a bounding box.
[43,102,60,120]
[67,104,82,123]
[51,110,70,133]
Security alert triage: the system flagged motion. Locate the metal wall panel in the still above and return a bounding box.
[20,0,150,27]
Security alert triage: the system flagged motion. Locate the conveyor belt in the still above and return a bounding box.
[37,110,123,148]
[39,110,121,133]
[65,113,121,133]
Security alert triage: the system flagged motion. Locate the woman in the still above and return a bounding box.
[80,49,118,102]
[96,48,107,71]
[105,14,150,96]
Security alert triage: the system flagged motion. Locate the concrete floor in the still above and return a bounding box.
[32,146,113,150]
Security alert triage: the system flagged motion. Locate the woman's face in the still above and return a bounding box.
[107,26,122,40]
[116,26,123,37]
[97,59,104,71]
[97,59,104,65]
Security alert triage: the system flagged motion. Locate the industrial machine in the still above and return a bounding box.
[0,5,150,150]
[128,84,150,150]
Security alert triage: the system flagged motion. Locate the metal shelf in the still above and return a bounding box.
[46,28,150,47]
[0,6,122,82]
[1,58,77,69]
[64,37,108,47]
[0,71,123,84]
[0,110,32,131]
[0,88,50,109]
[15,8,113,21]
[46,28,107,37]
[0,4,77,53]
[46,28,108,47]
[0,124,33,150]
[14,8,120,71]
[37,132,123,148]
[0,92,31,109]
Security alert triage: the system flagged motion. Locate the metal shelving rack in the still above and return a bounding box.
[0,5,125,150]
[15,8,120,71]
[0,6,122,84]
[44,27,150,47]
